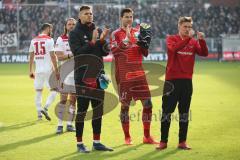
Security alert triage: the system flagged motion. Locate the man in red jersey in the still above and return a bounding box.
[110,8,158,145]
[156,17,209,150]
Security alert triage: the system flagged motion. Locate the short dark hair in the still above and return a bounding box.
[41,23,52,32]
[79,5,91,12]
[120,8,133,17]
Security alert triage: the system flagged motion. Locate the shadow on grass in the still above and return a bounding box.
[0,121,39,133]
[51,143,144,160]
[0,133,56,153]
[132,148,180,160]
[51,145,183,160]
[51,152,78,160]
[112,144,125,149]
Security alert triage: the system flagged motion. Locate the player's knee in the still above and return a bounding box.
[50,88,58,93]
[161,111,175,122]
[69,96,76,106]
[69,106,75,114]
[121,100,130,109]
[75,111,87,122]
[51,90,57,95]
[69,100,76,106]
[120,107,129,123]
[93,105,104,118]
[60,94,68,103]
[121,104,130,111]
[179,113,189,123]
[60,100,67,104]
[143,99,152,108]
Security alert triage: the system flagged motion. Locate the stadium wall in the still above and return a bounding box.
[2,37,239,63]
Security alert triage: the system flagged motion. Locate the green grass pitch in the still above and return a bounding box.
[0,61,240,160]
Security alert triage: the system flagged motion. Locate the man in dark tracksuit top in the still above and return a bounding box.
[69,5,113,153]
[156,17,208,150]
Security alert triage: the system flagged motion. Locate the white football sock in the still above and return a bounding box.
[58,121,63,126]
[57,103,65,126]
[35,91,42,112]
[67,121,72,126]
[67,105,75,125]
[44,91,57,109]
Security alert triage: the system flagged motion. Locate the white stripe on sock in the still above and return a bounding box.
[93,140,100,143]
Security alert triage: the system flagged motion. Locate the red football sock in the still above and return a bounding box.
[93,134,100,141]
[122,122,130,138]
[120,106,130,138]
[142,107,152,138]
[76,136,82,142]
[143,122,150,138]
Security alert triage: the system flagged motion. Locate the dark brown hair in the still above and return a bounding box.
[40,23,52,32]
[120,8,133,17]
[79,5,91,12]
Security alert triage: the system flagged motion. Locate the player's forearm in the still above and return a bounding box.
[56,52,66,61]
[197,39,209,57]
[57,55,67,61]
[29,52,34,73]
[29,63,33,73]
[167,37,191,53]
[71,43,94,55]
[111,41,129,55]
[56,52,73,61]
[96,40,109,56]
[50,53,59,72]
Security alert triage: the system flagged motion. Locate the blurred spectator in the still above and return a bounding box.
[0,0,239,52]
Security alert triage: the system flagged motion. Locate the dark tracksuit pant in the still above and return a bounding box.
[75,85,104,138]
[160,79,193,143]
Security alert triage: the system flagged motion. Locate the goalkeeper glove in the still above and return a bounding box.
[98,74,111,89]
[137,23,152,49]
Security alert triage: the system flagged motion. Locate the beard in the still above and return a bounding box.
[86,21,92,25]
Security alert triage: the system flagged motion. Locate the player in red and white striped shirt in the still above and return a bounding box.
[110,8,158,145]
[29,23,59,121]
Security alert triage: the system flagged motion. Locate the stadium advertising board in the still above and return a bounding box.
[0,54,29,63]
[222,38,240,61]
[0,33,17,48]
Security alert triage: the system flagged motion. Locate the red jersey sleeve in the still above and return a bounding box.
[195,39,209,57]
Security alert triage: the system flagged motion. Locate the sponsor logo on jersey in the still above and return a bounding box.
[177,51,193,55]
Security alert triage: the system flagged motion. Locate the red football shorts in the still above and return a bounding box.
[118,77,151,104]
